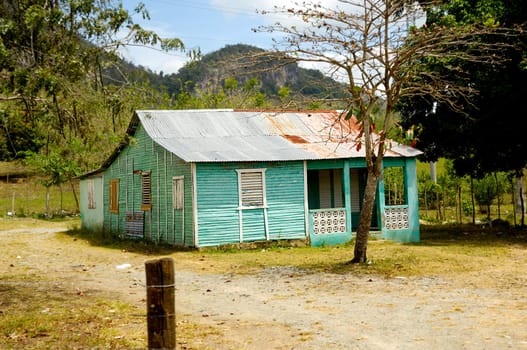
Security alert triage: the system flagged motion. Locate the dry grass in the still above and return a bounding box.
[0,276,145,349]
[0,217,79,231]
[165,224,526,281]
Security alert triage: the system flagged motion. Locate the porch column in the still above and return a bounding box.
[343,160,352,234]
[404,158,420,242]
[378,166,386,227]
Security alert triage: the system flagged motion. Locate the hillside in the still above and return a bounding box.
[115,44,350,105]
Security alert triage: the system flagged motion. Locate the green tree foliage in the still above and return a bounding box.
[0,0,184,176]
[398,0,527,177]
[23,148,81,216]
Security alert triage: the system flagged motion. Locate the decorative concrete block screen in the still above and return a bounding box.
[313,209,347,234]
[384,206,409,230]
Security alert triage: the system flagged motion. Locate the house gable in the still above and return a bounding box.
[102,125,194,245]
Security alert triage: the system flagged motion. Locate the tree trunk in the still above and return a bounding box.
[470,176,476,225]
[458,185,462,224]
[520,182,525,228]
[59,183,63,213]
[494,172,501,219]
[70,179,80,213]
[349,107,387,264]
[350,168,379,263]
[435,184,441,220]
[521,190,525,228]
[512,176,517,226]
[45,188,50,218]
[486,185,491,223]
[515,172,525,227]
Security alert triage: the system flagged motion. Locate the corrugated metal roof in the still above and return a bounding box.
[134,109,422,162]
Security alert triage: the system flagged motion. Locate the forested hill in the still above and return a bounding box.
[116,44,350,104]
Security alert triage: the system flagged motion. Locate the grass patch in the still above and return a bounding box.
[159,223,527,284]
[0,217,80,231]
[0,174,79,218]
[0,275,145,349]
[65,225,184,256]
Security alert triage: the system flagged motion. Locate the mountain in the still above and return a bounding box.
[119,44,350,105]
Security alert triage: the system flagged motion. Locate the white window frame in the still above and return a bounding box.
[172,176,184,210]
[236,169,267,209]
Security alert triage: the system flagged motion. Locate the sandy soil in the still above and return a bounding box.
[1,222,527,349]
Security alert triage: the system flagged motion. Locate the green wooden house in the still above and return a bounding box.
[79,109,422,247]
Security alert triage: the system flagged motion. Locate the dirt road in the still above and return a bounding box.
[1,222,527,349]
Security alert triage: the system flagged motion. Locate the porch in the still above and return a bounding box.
[306,158,420,246]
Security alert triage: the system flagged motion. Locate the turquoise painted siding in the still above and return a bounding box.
[195,161,306,247]
[102,126,194,246]
[79,174,104,231]
[241,209,266,241]
[195,164,240,246]
[266,162,306,240]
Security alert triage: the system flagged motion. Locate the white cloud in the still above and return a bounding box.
[118,46,188,74]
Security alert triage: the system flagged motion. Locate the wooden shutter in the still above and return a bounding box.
[141,172,152,211]
[87,179,96,209]
[240,171,264,207]
[172,176,184,209]
[109,179,119,214]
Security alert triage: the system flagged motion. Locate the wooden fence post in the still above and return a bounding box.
[145,257,175,350]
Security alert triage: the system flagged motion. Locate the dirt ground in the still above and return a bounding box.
[1,222,527,349]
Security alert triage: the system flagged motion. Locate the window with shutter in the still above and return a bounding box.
[238,169,266,207]
[109,179,119,214]
[172,176,184,209]
[141,172,152,211]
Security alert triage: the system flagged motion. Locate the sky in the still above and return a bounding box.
[118,1,425,76]
[120,0,296,74]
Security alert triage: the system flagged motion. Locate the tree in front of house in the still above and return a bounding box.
[255,0,519,262]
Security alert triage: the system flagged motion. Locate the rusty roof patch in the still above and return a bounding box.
[283,134,308,144]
